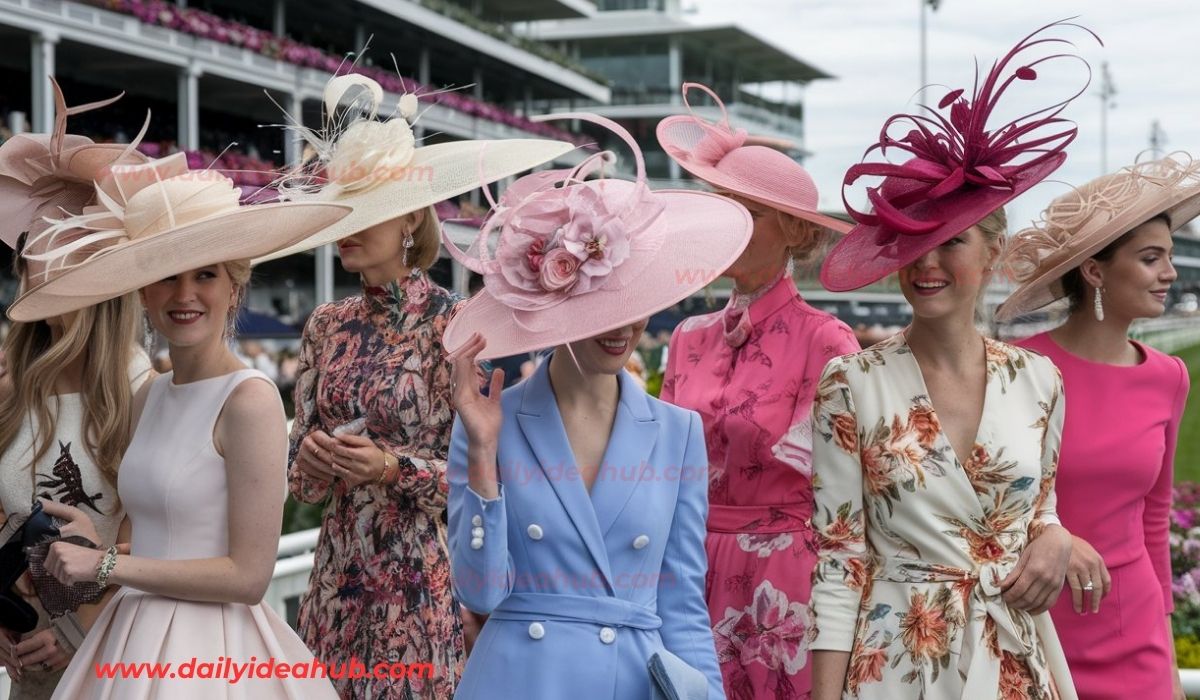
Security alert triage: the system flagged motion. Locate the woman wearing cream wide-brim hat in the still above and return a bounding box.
[999,154,1200,700]
[270,72,575,698]
[11,151,349,699]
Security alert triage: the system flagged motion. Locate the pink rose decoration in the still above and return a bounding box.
[559,186,631,293]
[538,248,580,293]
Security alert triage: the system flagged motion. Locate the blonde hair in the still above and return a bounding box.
[975,208,1007,324]
[779,213,826,264]
[407,205,441,271]
[223,260,251,338]
[0,294,142,497]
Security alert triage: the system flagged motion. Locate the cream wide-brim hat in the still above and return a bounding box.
[253,140,574,264]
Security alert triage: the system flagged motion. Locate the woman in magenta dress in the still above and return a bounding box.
[998,155,1200,700]
[656,83,860,699]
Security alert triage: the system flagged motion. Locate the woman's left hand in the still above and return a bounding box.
[14,628,71,673]
[43,541,105,587]
[329,434,387,487]
[39,500,100,547]
[1000,524,1072,614]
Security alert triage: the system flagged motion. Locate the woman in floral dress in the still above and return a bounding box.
[809,22,1096,699]
[657,83,859,698]
[278,72,570,698]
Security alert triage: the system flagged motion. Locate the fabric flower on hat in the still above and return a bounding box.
[449,137,662,313]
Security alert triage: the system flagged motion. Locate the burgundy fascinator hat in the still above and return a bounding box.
[820,19,1100,292]
[656,82,850,236]
[442,113,752,361]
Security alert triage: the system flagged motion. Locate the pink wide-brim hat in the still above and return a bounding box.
[442,113,752,361]
[996,154,1200,321]
[820,19,1100,292]
[657,82,850,236]
[7,152,350,322]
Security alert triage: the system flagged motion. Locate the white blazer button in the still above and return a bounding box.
[471,527,485,538]
[527,524,544,540]
[632,535,650,550]
[471,515,483,527]
[470,537,484,550]
[528,622,545,640]
[599,627,616,644]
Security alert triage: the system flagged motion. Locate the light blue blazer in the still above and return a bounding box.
[449,360,724,699]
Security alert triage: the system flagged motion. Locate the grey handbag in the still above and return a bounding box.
[648,649,708,700]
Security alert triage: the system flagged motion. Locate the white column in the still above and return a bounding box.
[177,64,201,151]
[354,23,366,51]
[315,246,335,305]
[472,66,484,101]
[30,31,58,133]
[418,47,430,86]
[667,36,682,105]
[451,259,469,297]
[284,92,303,165]
[273,0,286,37]
[523,85,533,117]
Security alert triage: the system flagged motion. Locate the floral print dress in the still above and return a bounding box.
[288,271,463,699]
[661,274,860,699]
[809,334,1076,700]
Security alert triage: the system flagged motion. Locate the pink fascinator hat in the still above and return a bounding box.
[442,113,752,360]
[656,82,849,236]
[821,19,1100,292]
[8,152,350,322]
[0,78,149,295]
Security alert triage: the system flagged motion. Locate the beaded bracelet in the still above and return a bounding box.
[94,545,119,587]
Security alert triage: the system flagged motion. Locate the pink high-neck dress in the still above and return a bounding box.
[1017,332,1190,700]
[661,275,860,699]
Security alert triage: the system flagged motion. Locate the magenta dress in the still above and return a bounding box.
[1017,332,1190,699]
[661,274,860,699]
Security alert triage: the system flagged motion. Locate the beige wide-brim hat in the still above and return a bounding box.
[8,153,350,322]
[251,73,574,264]
[996,154,1200,322]
[253,139,574,264]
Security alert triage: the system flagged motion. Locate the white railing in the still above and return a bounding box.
[0,527,323,699]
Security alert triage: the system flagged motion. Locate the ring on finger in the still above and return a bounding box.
[1082,580,1094,591]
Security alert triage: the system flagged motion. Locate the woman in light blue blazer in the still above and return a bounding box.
[439,114,753,700]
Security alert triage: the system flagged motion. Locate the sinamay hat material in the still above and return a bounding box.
[253,74,574,264]
[820,19,1100,292]
[996,154,1200,321]
[442,113,753,361]
[8,152,350,322]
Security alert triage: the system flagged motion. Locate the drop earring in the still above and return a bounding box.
[142,310,154,353]
[402,229,414,268]
[1093,286,1105,322]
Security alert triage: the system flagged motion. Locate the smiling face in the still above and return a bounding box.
[140,264,239,349]
[559,319,650,376]
[898,225,1001,322]
[1083,217,1178,321]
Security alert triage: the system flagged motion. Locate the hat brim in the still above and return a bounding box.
[819,155,1064,292]
[7,202,351,322]
[252,138,575,264]
[443,189,752,360]
[656,115,851,236]
[995,184,1200,322]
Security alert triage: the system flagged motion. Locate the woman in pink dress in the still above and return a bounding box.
[656,83,860,699]
[998,155,1200,700]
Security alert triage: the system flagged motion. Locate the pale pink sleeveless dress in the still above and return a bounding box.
[51,370,336,699]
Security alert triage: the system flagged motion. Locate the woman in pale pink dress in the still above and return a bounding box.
[657,83,859,699]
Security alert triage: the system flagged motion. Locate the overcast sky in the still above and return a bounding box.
[690,0,1200,231]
